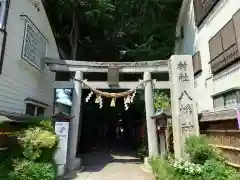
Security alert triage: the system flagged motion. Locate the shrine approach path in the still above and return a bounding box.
[75,150,154,180]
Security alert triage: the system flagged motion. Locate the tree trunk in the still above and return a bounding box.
[70,10,80,60]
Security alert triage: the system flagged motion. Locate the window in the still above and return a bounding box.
[224,92,237,107]
[0,0,9,74]
[193,0,220,27]
[213,95,224,108]
[22,16,48,69]
[209,19,239,74]
[213,90,240,108]
[192,51,202,75]
[25,103,45,117]
[26,103,36,116]
[0,0,9,29]
[37,106,44,116]
[0,3,3,27]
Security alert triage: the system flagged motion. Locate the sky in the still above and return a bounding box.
[56,89,72,106]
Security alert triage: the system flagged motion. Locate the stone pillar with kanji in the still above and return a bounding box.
[169,55,199,159]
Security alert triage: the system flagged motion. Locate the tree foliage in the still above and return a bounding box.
[44,0,182,61]
[154,90,171,110]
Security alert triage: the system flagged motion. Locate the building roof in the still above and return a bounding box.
[199,108,237,122]
[24,97,50,107]
[55,101,71,108]
[52,112,74,121]
[151,109,171,119]
[0,110,35,123]
[150,107,237,122]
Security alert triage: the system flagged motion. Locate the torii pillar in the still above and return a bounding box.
[144,72,159,156]
[66,71,83,173]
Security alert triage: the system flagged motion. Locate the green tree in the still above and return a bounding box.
[45,0,180,110]
[43,0,182,62]
[154,90,171,110]
[44,0,115,60]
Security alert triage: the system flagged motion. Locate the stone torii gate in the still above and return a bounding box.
[44,55,199,174]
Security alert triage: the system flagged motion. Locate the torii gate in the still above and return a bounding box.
[44,55,199,174]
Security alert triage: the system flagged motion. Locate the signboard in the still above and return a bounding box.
[54,122,69,165]
[22,21,47,68]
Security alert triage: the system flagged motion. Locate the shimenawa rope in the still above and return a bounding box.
[70,76,152,98]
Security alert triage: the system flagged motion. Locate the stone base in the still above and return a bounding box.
[57,164,65,177]
[60,166,84,180]
[74,158,82,170]
[142,157,152,173]
[57,158,83,178]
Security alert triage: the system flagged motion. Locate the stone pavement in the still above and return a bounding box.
[74,151,154,180]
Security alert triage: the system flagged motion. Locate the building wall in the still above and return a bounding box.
[0,0,59,116]
[176,0,240,112]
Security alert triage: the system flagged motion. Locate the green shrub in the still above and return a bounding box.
[0,155,14,180]
[150,157,240,180]
[201,159,229,180]
[201,159,240,180]
[17,117,55,131]
[7,160,55,180]
[17,127,58,160]
[185,135,221,164]
[150,156,202,180]
[150,156,175,180]
[150,136,240,180]
[38,119,55,132]
[168,156,202,175]
[0,119,59,179]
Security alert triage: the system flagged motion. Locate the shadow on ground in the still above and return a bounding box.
[58,147,151,180]
[81,147,143,173]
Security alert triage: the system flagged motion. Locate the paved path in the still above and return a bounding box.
[75,151,154,180]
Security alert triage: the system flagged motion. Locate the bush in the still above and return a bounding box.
[0,119,59,180]
[150,157,240,180]
[149,135,240,180]
[168,156,202,175]
[201,159,230,180]
[17,127,58,161]
[185,135,221,164]
[201,159,240,180]
[7,160,55,180]
[0,155,14,179]
[150,156,174,180]
[150,156,202,180]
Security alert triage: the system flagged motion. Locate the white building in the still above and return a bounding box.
[175,0,240,119]
[0,0,59,117]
